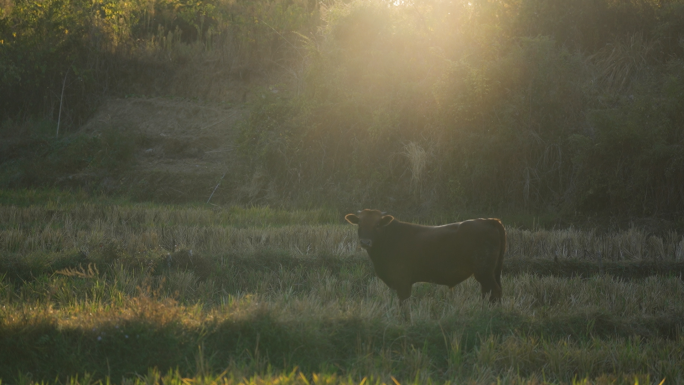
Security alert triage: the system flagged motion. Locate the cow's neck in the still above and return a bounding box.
[364,221,404,262]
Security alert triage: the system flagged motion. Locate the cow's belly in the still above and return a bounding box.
[372,262,410,291]
[408,248,475,285]
[413,268,473,287]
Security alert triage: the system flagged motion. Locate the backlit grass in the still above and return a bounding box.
[0,190,682,384]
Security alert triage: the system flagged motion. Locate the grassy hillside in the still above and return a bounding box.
[1,191,683,383]
[2,0,684,217]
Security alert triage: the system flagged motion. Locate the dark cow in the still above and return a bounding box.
[345,209,506,310]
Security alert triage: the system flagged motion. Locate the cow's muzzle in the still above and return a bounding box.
[359,238,373,249]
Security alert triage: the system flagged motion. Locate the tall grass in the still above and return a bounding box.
[1,195,682,262]
[1,192,683,383]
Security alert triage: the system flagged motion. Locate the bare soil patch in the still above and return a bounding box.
[81,97,247,203]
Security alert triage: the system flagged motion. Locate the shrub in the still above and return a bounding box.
[0,0,319,127]
[235,0,684,216]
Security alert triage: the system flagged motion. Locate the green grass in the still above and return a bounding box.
[0,190,682,384]
[2,272,682,384]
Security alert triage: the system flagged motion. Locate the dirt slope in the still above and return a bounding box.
[81,97,247,203]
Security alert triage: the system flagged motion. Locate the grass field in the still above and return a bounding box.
[1,190,683,384]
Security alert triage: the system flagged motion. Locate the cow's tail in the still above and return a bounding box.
[491,218,506,289]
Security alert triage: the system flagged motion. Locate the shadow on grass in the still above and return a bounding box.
[1,304,681,383]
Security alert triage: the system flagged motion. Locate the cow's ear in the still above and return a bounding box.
[378,215,394,227]
[345,214,360,225]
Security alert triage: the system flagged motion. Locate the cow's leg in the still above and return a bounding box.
[474,272,502,303]
[396,284,412,321]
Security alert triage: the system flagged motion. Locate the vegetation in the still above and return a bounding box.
[1,0,684,216]
[0,0,318,125]
[0,120,140,191]
[1,191,683,383]
[244,0,684,215]
[2,0,684,382]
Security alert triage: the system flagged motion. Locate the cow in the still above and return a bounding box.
[345,209,506,314]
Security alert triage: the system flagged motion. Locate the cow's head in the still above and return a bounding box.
[344,209,394,249]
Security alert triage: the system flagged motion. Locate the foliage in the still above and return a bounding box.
[3,0,684,215]
[570,61,684,214]
[236,0,684,216]
[0,0,319,128]
[0,0,93,124]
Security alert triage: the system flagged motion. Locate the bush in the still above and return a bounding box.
[0,0,319,127]
[234,0,684,216]
[4,0,684,216]
[570,61,684,213]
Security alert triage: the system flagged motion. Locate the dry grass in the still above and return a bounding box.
[403,142,429,197]
[1,193,683,383]
[1,201,682,262]
[590,33,657,92]
[2,268,682,383]
[507,227,684,262]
